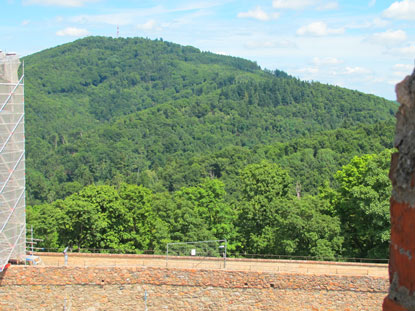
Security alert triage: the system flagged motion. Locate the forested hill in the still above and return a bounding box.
[25,36,399,260]
[24,36,396,205]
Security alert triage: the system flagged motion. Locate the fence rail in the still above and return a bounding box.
[30,247,389,264]
[27,251,388,277]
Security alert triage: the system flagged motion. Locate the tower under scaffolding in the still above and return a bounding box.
[0,52,25,272]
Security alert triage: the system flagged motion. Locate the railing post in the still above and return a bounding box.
[63,246,69,266]
[224,239,227,269]
[166,243,169,268]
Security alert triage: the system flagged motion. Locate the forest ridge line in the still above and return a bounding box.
[25,36,397,261]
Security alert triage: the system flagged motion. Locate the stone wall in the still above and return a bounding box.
[0,265,387,310]
[383,69,415,311]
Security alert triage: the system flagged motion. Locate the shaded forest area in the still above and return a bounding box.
[25,36,397,259]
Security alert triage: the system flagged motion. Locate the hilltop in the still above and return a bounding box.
[23,36,396,204]
[25,37,396,259]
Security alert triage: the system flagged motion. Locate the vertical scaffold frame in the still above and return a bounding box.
[0,52,25,272]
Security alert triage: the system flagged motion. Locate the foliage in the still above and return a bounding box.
[333,150,392,258]
[28,181,237,253]
[236,161,342,258]
[23,36,397,205]
[24,36,397,259]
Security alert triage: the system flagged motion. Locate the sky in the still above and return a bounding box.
[1,0,415,100]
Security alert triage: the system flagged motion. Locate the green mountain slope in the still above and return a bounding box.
[23,36,397,204]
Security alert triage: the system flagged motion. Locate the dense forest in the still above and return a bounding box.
[24,36,397,260]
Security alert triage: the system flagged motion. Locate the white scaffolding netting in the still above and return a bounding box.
[0,51,25,271]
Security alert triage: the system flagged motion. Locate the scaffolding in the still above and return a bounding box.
[0,51,25,272]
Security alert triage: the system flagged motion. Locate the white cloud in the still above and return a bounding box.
[137,20,158,31]
[23,0,98,7]
[272,0,339,11]
[383,0,415,20]
[56,27,89,37]
[160,9,213,30]
[393,71,412,77]
[344,66,371,75]
[296,21,344,36]
[391,45,415,56]
[72,3,227,27]
[271,12,281,19]
[237,7,278,21]
[74,13,137,26]
[332,81,345,87]
[214,51,229,56]
[21,20,30,26]
[371,76,386,83]
[394,64,414,71]
[370,18,390,28]
[272,0,315,10]
[368,0,376,7]
[170,0,231,13]
[312,57,342,65]
[368,29,407,45]
[298,67,319,74]
[317,1,339,10]
[388,79,400,85]
[72,6,166,26]
[244,39,296,49]
[347,17,389,29]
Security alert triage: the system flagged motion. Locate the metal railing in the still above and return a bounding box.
[30,247,389,264]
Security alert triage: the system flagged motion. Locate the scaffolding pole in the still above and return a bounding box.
[0,51,25,272]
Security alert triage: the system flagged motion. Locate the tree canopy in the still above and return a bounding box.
[24,36,395,260]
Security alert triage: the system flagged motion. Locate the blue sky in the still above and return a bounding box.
[1,0,415,100]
